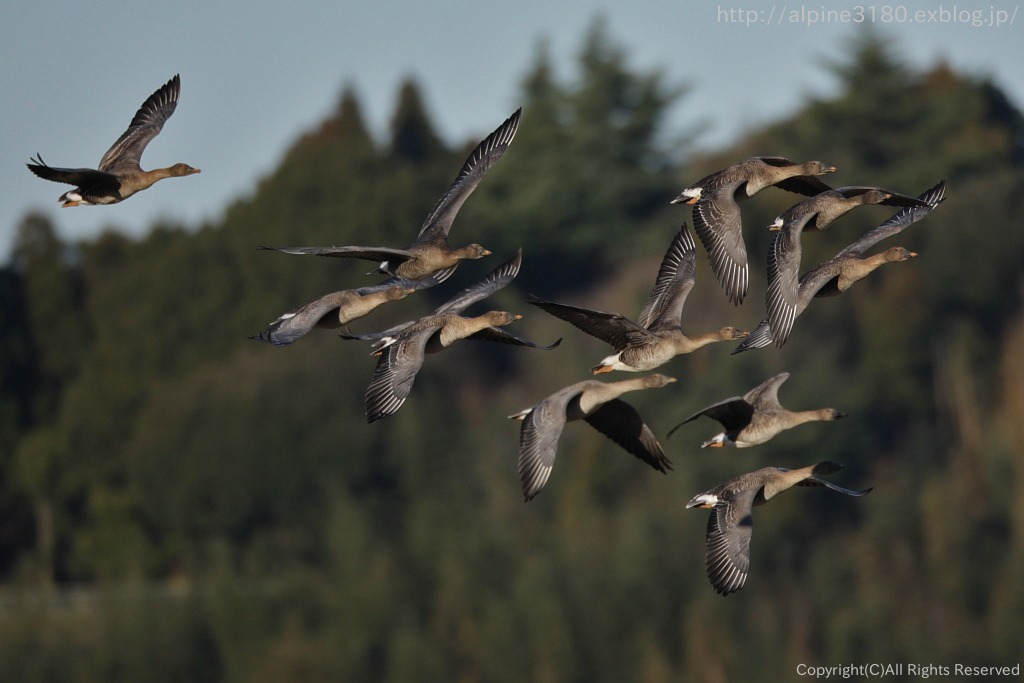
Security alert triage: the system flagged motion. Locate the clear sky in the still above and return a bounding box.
[3,0,1021,260]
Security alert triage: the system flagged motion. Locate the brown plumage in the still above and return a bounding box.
[27,75,199,207]
[347,250,561,422]
[687,461,872,595]
[764,185,931,347]
[671,157,836,305]
[250,284,415,347]
[529,224,747,374]
[735,180,945,353]
[510,374,676,501]
[257,108,522,282]
[667,372,846,447]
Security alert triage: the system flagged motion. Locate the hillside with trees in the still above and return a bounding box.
[1,25,1022,682]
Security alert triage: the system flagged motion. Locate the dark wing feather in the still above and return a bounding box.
[517,385,582,501]
[414,108,521,242]
[99,74,181,172]
[773,175,834,196]
[791,260,844,303]
[434,248,522,315]
[764,229,801,348]
[338,320,413,343]
[364,330,432,422]
[249,295,344,346]
[357,265,456,295]
[836,186,930,208]
[527,294,649,350]
[730,318,773,355]
[666,396,752,438]
[26,154,120,191]
[465,328,562,349]
[799,477,874,497]
[583,399,673,473]
[835,180,946,259]
[704,488,759,595]
[692,190,748,305]
[754,156,795,167]
[637,224,697,332]
[256,244,417,265]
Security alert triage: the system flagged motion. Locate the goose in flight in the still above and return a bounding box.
[763,185,930,348]
[347,249,560,422]
[258,108,522,282]
[734,180,945,353]
[667,372,846,447]
[27,74,200,207]
[687,461,872,595]
[671,157,836,305]
[529,224,747,374]
[510,373,676,501]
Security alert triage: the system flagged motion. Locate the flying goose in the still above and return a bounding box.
[249,264,458,346]
[687,461,872,595]
[250,283,415,347]
[528,224,747,374]
[670,157,836,305]
[510,373,676,501]
[764,185,930,348]
[352,249,560,422]
[667,372,846,447]
[257,108,522,282]
[27,75,200,207]
[734,180,946,353]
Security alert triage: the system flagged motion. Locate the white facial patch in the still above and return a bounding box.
[687,493,720,508]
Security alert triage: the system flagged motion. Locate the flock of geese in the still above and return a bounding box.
[26,75,947,596]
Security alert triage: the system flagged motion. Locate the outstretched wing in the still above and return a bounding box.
[637,224,697,332]
[517,386,581,501]
[26,154,119,191]
[704,488,759,595]
[730,318,773,355]
[414,108,521,243]
[692,191,748,306]
[836,186,931,209]
[584,399,673,474]
[364,330,432,422]
[99,74,181,172]
[256,244,417,265]
[434,248,523,315]
[800,477,874,497]
[465,328,562,350]
[666,396,751,438]
[742,372,790,410]
[249,294,344,346]
[835,180,946,259]
[358,265,457,295]
[764,229,801,348]
[528,294,649,350]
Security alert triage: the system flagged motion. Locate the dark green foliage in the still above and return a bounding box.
[389,78,445,164]
[0,27,1021,681]
[462,20,687,292]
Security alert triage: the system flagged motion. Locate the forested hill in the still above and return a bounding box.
[1,27,1022,682]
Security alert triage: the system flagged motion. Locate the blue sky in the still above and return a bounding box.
[3,0,1021,260]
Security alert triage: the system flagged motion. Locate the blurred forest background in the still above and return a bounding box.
[1,23,1023,682]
